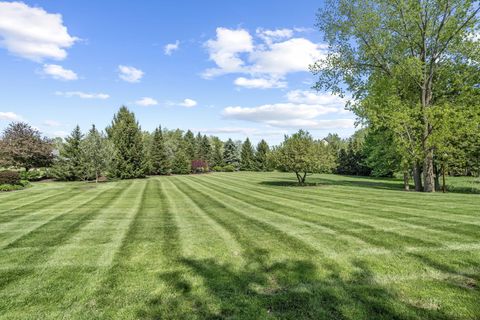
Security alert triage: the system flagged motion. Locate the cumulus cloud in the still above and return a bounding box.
[118,65,144,83]
[42,64,78,80]
[164,40,180,55]
[0,2,78,62]
[135,97,158,106]
[203,27,326,88]
[234,77,286,89]
[203,27,253,78]
[179,98,197,108]
[0,111,22,121]
[55,91,109,99]
[222,90,354,130]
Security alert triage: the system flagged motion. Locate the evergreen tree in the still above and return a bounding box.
[150,126,170,175]
[171,145,191,174]
[223,138,239,168]
[53,125,84,181]
[184,130,196,161]
[240,137,255,171]
[106,106,145,179]
[194,132,203,159]
[255,139,270,171]
[199,135,212,163]
[82,125,112,183]
[211,137,224,167]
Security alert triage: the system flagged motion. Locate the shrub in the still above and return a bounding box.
[0,170,20,185]
[0,183,26,192]
[223,164,236,172]
[20,169,50,181]
[212,165,223,172]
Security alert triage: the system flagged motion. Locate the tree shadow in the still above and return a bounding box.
[138,247,452,319]
[260,175,405,191]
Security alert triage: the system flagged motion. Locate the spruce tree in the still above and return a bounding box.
[199,135,212,163]
[240,137,255,171]
[223,138,239,168]
[211,137,224,167]
[171,145,191,174]
[82,125,112,183]
[106,106,145,179]
[184,130,196,161]
[53,125,84,180]
[255,139,270,171]
[150,126,170,175]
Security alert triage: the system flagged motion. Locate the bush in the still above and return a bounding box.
[20,169,50,181]
[0,183,26,192]
[0,170,20,185]
[223,165,236,172]
[212,165,223,172]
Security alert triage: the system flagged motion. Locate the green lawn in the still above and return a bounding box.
[0,172,479,319]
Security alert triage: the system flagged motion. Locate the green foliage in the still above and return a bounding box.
[0,170,20,184]
[52,125,84,181]
[0,183,26,192]
[240,138,255,171]
[212,165,223,172]
[270,130,336,184]
[198,135,212,164]
[222,164,236,172]
[183,130,196,160]
[82,125,112,182]
[336,130,372,176]
[255,139,270,171]
[0,122,54,171]
[223,139,239,168]
[211,137,224,167]
[150,126,170,175]
[106,106,145,179]
[171,146,191,174]
[19,168,51,181]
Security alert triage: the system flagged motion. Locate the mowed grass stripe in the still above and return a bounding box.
[208,174,480,243]
[192,175,440,250]
[171,176,317,257]
[228,173,480,215]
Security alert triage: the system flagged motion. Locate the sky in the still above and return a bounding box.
[0,0,357,144]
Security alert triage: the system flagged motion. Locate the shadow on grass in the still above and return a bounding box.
[260,175,405,191]
[138,248,452,320]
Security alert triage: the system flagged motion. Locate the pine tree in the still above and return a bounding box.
[150,126,170,175]
[194,132,203,159]
[255,139,270,171]
[211,137,224,167]
[184,130,196,161]
[240,137,255,171]
[106,106,145,179]
[53,125,84,181]
[223,138,239,168]
[171,145,191,174]
[199,135,212,163]
[82,125,112,183]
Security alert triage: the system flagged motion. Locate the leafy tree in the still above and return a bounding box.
[223,138,239,168]
[82,125,112,183]
[0,122,53,171]
[150,126,170,175]
[52,125,84,181]
[106,106,145,179]
[240,137,255,171]
[312,0,480,192]
[255,139,270,171]
[270,130,335,185]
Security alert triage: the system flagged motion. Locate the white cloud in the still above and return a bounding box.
[222,90,354,130]
[0,111,22,121]
[43,64,78,80]
[256,28,293,44]
[43,119,61,127]
[135,97,158,106]
[234,77,286,89]
[164,40,180,55]
[203,27,326,88]
[55,91,109,99]
[203,27,253,78]
[118,65,144,83]
[52,130,68,138]
[179,98,197,108]
[0,2,78,62]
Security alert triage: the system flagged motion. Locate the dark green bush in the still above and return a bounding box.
[0,170,20,185]
[0,184,25,192]
[223,165,236,172]
[20,169,49,181]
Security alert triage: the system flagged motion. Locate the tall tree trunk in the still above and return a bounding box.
[442,163,446,193]
[434,161,440,191]
[413,162,423,191]
[423,148,435,192]
[403,171,410,191]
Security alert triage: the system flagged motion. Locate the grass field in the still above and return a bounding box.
[0,172,479,319]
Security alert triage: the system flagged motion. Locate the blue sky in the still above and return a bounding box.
[0,1,357,144]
